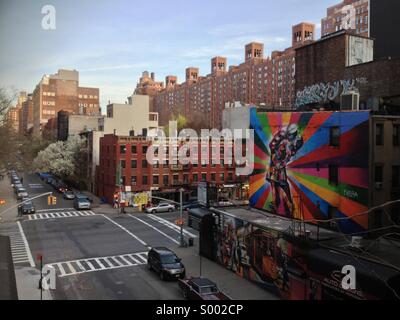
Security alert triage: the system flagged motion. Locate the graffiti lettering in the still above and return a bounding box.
[295,78,368,109]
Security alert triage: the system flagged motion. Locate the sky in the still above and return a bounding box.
[0,0,339,108]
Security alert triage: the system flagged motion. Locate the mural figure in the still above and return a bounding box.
[267,124,303,217]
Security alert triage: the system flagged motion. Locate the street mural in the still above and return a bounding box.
[295,77,368,109]
[215,214,307,299]
[249,110,370,233]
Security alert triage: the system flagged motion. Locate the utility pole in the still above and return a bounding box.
[179,188,184,247]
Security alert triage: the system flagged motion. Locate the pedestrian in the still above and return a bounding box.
[20,177,23,184]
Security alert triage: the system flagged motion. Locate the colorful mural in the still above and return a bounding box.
[249,110,370,234]
[215,214,306,299]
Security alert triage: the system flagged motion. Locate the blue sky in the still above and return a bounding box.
[0,0,338,107]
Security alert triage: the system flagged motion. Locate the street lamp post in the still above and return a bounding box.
[179,188,184,247]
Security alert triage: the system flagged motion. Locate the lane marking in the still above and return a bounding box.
[100,214,150,249]
[147,214,198,238]
[17,221,35,267]
[128,214,180,245]
[36,208,74,212]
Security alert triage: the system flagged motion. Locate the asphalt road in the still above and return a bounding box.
[1,173,276,300]
[18,173,191,300]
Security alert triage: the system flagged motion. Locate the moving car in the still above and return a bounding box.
[16,187,28,200]
[74,196,91,210]
[63,190,76,200]
[178,277,231,300]
[18,200,35,215]
[147,247,185,280]
[145,202,175,213]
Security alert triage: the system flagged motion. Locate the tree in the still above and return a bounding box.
[33,136,87,182]
[163,113,211,136]
[0,87,18,173]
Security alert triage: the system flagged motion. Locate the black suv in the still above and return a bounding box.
[147,247,185,280]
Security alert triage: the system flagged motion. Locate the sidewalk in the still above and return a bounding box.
[0,174,18,223]
[174,238,278,300]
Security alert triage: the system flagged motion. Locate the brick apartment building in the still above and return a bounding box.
[21,93,33,134]
[134,71,164,112]
[295,30,400,111]
[135,23,315,129]
[97,134,248,204]
[321,0,369,37]
[32,69,100,136]
[5,91,27,134]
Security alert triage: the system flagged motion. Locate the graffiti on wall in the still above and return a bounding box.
[249,110,370,233]
[295,77,368,109]
[215,214,302,299]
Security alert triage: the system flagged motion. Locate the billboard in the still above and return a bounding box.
[249,110,370,233]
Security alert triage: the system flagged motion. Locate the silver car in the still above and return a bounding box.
[74,198,91,210]
[16,188,28,200]
[145,203,175,213]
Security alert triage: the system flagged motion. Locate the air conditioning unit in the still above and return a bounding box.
[375,182,383,190]
[341,91,360,111]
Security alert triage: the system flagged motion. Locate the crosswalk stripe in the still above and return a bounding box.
[47,252,148,278]
[75,260,85,271]
[111,257,124,267]
[85,260,96,271]
[147,214,198,238]
[56,263,67,276]
[66,262,76,273]
[26,210,96,221]
[95,258,106,269]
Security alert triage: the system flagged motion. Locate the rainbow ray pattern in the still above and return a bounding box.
[250,109,370,234]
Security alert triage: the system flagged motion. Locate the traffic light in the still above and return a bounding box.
[47,195,57,205]
[0,199,6,205]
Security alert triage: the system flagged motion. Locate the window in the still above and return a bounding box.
[153,175,159,185]
[121,176,126,186]
[131,145,137,154]
[131,176,137,185]
[142,159,148,168]
[375,165,383,183]
[193,174,198,182]
[163,175,169,186]
[131,160,137,169]
[211,173,216,181]
[328,165,339,186]
[329,126,340,147]
[120,160,126,169]
[142,175,148,185]
[183,174,189,184]
[393,124,400,146]
[120,145,126,154]
[142,146,148,154]
[376,124,384,146]
[201,173,207,181]
[228,172,233,182]
[220,173,225,182]
[173,174,179,182]
[392,166,400,188]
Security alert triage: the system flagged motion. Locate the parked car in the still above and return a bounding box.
[75,194,93,203]
[145,202,175,213]
[63,190,76,200]
[16,187,28,200]
[178,277,231,300]
[74,197,91,210]
[13,183,23,191]
[18,200,35,215]
[147,247,185,280]
[182,201,200,211]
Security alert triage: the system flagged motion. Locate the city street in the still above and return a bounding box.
[0,173,276,300]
